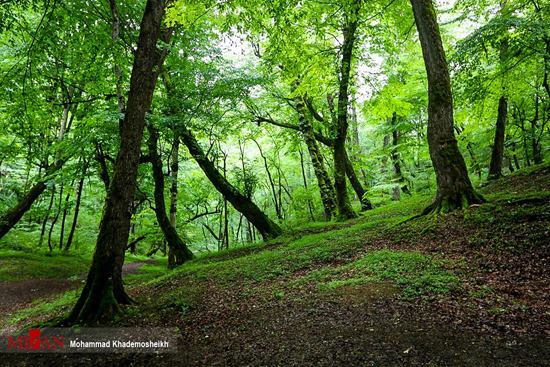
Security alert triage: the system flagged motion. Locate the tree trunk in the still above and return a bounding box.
[39,188,56,249]
[411,0,485,215]
[168,133,180,265]
[295,95,337,220]
[0,160,65,241]
[344,151,372,210]
[488,96,508,180]
[67,0,168,325]
[298,147,316,221]
[334,14,359,221]
[180,127,282,241]
[253,139,281,219]
[65,162,87,251]
[147,125,194,269]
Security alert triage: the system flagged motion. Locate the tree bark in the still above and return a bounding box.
[147,124,194,268]
[333,13,359,220]
[180,126,282,241]
[295,95,337,220]
[344,152,372,210]
[38,188,56,250]
[0,160,65,241]
[65,162,87,251]
[168,133,180,265]
[411,0,485,215]
[488,96,508,180]
[67,0,168,325]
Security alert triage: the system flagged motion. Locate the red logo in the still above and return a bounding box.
[7,329,64,350]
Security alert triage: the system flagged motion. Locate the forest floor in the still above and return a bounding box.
[0,259,156,334]
[2,163,550,366]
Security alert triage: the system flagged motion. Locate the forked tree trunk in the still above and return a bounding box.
[334,13,359,221]
[147,125,194,268]
[67,0,168,325]
[180,126,283,241]
[410,0,485,215]
[488,96,508,180]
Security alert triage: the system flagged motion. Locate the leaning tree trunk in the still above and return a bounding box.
[410,0,485,215]
[0,160,65,240]
[180,126,283,241]
[295,95,337,220]
[344,152,372,210]
[67,0,168,325]
[64,162,87,251]
[147,125,194,269]
[333,15,359,221]
[488,96,507,180]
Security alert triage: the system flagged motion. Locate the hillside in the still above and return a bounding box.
[2,163,550,366]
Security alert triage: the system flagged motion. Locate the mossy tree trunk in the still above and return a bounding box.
[410,0,485,215]
[344,152,372,210]
[295,95,337,220]
[488,96,508,180]
[67,0,168,325]
[180,126,283,241]
[147,124,194,268]
[334,13,359,221]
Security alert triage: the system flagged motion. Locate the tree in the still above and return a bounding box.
[146,124,194,268]
[67,0,169,325]
[410,0,485,215]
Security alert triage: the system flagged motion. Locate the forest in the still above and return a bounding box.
[0,0,549,365]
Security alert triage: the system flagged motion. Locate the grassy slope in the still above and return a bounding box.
[3,163,550,351]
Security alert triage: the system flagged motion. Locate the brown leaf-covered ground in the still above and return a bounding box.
[3,164,550,366]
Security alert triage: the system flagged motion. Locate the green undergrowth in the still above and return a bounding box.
[0,250,91,282]
[9,290,81,325]
[297,249,459,297]
[144,195,446,297]
[0,250,153,282]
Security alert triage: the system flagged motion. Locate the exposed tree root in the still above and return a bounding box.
[422,190,486,216]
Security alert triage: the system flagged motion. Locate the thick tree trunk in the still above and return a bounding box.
[295,95,337,220]
[334,15,359,221]
[411,0,485,215]
[488,96,508,180]
[0,160,65,241]
[147,125,194,269]
[67,0,168,325]
[180,126,282,241]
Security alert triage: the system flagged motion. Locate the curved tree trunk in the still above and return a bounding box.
[410,0,485,215]
[0,160,65,241]
[295,95,337,220]
[64,162,87,251]
[147,124,194,269]
[334,13,359,221]
[180,126,283,241]
[344,152,372,211]
[488,96,508,180]
[67,0,168,325]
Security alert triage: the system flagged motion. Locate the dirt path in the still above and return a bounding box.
[0,259,156,314]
